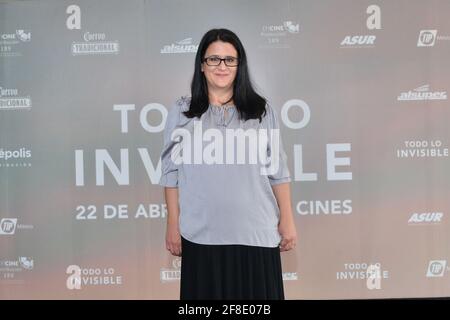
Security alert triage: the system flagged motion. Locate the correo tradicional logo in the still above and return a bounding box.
[0,218,17,235]
[0,87,32,110]
[160,258,181,282]
[426,260,447,277]
[71,32,120,56]
[418,30,437,47]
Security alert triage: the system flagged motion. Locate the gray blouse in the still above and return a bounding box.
[158,96,291,247]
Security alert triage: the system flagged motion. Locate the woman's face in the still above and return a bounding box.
[201,40,238,92]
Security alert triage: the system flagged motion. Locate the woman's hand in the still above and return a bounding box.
[278,217,297,252]
[166,221,182,256]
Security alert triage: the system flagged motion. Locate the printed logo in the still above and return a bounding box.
[397,85,447,101]
[337,262,389,290]
[0,30,32,57]
[396,140,449,159]
[0,147,32,168]
[160,38,198,54]
[72,32,119,55]
[0,219,17,235]
[0,87,32,111]
[160,258,181,282]
[426,260,447,277]
[340,5,380,48]
[0,257,34,283]
[408,212,443,225]
[66,264,123,290]
[259,20,300,49]
[418,30,437,47]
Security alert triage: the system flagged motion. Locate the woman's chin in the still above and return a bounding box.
[212,81,232,89]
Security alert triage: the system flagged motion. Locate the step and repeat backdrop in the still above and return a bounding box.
[1,0,449,299]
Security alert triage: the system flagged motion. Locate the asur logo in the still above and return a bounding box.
[341,5,379,47]
[408,212,443,224]
[66,5,81,30]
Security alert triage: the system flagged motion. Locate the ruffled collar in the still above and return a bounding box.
[209,103,235,114]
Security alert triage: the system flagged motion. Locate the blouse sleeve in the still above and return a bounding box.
[265,104,292,186]
[158,100,182,187]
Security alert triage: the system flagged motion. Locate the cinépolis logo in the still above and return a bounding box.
[0,257,34,283]
[0,29,31,57]
[0,147,32,168]
[259,20,300,49]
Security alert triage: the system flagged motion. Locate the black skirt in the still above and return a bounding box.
[180,236,285,300]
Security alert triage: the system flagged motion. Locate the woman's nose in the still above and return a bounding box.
[218,62,227,70]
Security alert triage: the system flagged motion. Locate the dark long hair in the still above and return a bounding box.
[183,28,267,122]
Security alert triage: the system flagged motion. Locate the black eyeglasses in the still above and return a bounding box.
[203,55,239,67]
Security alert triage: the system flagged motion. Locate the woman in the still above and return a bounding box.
[159,28,297,300]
